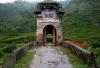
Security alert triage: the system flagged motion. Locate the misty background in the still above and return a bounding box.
[0,0,100,42]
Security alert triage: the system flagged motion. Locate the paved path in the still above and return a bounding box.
[30,46,73,68]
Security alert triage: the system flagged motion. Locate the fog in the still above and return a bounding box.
[0,0,67,3]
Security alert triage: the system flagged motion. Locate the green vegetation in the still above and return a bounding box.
[16,49,35,68]
[0,32,35,44]
[63,1,100,67]
[47,34,53,43]
[0,32,35,65]
[0,1,36,66]
[0,0,99,67]
[63,48,91,68]
[0,49,3,58]
[63,0,100,42]
[89,40,100,65]
[0,1,36,34]
[3,45,16,53]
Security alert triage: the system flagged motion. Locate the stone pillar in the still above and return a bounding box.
[53,28,55,44]
[44,28,46,44]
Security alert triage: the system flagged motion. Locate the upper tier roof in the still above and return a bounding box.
[36,1,62,11]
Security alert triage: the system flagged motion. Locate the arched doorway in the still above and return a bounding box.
[43,25,56,44]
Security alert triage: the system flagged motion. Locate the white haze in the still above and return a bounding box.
[0,0,67,3]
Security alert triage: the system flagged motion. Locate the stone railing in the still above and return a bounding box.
[2,41,36,68]
[64,41,98,68]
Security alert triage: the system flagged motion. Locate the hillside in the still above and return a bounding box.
[0,0,100,41]
[0,1,36,35]
[63,0,100,42]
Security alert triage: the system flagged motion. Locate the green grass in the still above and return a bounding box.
[63,14,100,66]
[0,57,4,65]
[0,32,35,49]
[63,14,100,42]
[63,26,100,42]
[15,49,35,68]
[0,32,35,44]
[63,48,91,68]
[0,32,36,65]
[96,54,100,64]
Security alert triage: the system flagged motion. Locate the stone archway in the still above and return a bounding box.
[43,25,56,44]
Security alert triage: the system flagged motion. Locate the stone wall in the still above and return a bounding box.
[36,20,63,45]
[2,42,36,68]
[64,42,98,68]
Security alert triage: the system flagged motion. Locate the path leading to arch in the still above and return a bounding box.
[30,46,73,68]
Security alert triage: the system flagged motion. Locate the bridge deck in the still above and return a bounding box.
[30,46,73,68]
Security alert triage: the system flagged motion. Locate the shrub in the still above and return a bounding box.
[91,40,100,48]
[0,48,3,57]
[3,45,16,53]
[93,48,100,53]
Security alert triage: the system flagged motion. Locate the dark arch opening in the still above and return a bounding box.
[43,25,56,44]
